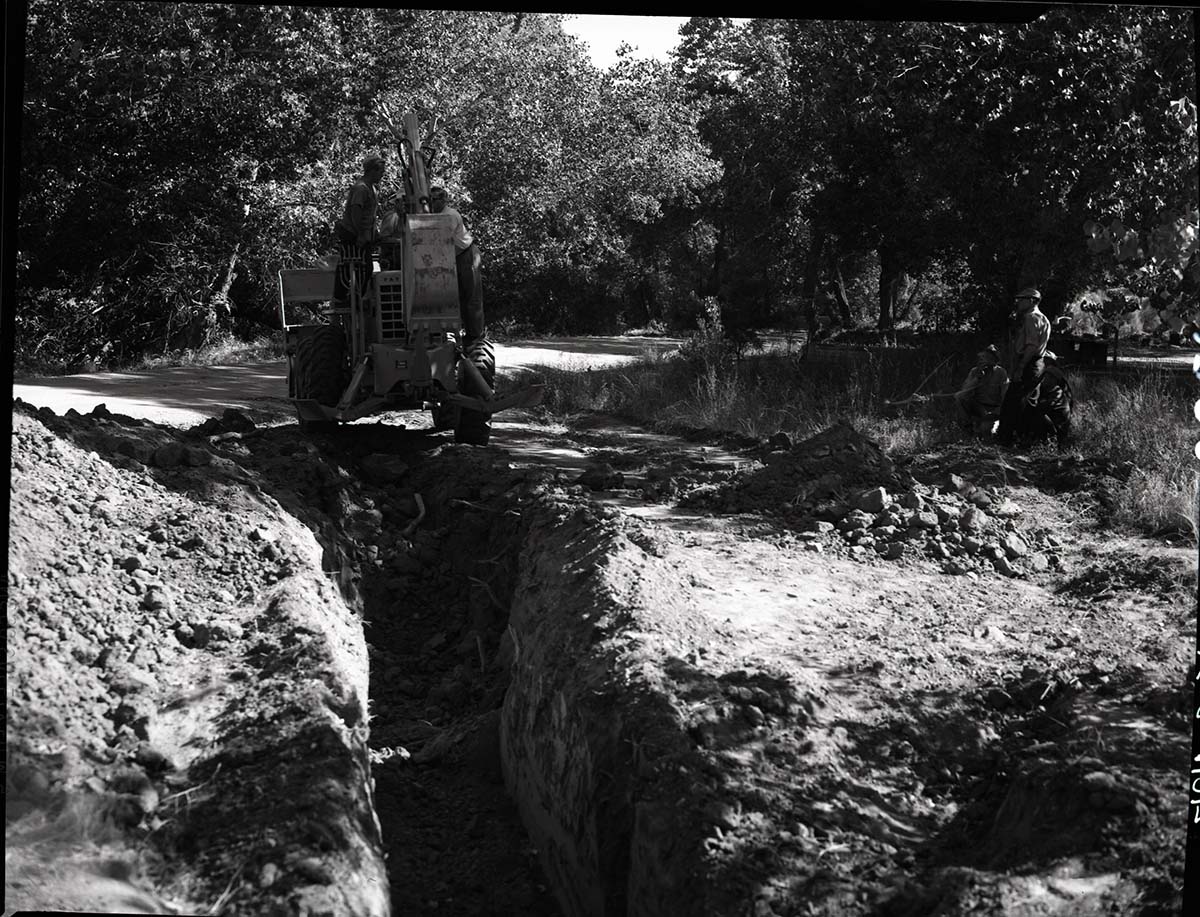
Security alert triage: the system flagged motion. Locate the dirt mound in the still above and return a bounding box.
[682,422,900,517]
[676,423,1067,580]
[6,401,389,916]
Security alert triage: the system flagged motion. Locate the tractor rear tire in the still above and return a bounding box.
[455,338,495,446]
[294,324,347,433]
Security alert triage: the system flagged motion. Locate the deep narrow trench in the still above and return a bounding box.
[233,424,574,914]
[351,451,563,916]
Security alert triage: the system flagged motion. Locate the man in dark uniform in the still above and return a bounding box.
[332,153,385,307]
[997,286,1051,445]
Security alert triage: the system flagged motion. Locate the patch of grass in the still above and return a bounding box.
[134,331,286,370]
[522,349,1196,537]
[526,345,962,449]
[1070,370,1198,537]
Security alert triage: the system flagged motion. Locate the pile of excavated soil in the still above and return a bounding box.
[7,401,388,916]
[681,422,902,517]
[6,400,562,916]
[1058,554,1196,602]
[677,423,1067,580]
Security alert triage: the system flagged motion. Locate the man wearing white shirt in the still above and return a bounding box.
[429,186,486,344]
[997,286,1051,445]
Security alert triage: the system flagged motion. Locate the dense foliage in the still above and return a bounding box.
[13,5,1197,372]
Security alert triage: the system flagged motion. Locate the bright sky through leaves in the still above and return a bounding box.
[561,14,748,69]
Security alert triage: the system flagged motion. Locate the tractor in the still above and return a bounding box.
[277,112,542,445]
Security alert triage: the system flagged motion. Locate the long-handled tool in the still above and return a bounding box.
[884,354,956,406]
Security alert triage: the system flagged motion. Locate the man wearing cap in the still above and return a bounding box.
[997,286,1051,444]
[428,186,486,345]
[332,153,386,307]
[953,344,1010,436]
[1029,350,1073,448]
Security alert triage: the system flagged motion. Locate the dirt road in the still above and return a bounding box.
[10,334,1188,427]
[7,347,1195,916]
[8,337,688,427]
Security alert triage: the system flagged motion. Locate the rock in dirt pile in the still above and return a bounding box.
[678,422,1064,579]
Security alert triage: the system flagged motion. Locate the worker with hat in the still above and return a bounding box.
[997,286,1051,444]
[332,153,386,307]
[953,344,1010,437]
[428,186,486,346]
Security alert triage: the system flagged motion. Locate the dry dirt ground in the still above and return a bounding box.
[5,383,1196,916]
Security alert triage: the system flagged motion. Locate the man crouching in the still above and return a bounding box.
[954,344,1009,438]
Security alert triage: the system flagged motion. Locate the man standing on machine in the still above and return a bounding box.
[428,185,486,346]
[332,153,386,307]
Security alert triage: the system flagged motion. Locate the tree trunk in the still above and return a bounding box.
[710,224,726,299]
[761,263,771,326]
[893,274,921,324]
[828,247,855,328]
[801,228,826,339]
[212,245,240,305]
[629,275,652,328]
[877,245,903,332]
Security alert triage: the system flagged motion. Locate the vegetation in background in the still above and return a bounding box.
[13,5,1197,373]
[131,332,286,372]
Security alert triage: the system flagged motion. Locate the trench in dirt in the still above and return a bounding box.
[244,418,757,917]
[346,446,563,916]
[214,419,575,916]
[8,400,1191,917]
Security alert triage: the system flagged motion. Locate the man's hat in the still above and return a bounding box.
[979,344,999,357]
[1016,286,1041,301]
[364,153,386,172]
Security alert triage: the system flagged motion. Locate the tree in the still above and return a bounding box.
[15,5,720,364]
[18,1,382,365]
[671,9,1197,337]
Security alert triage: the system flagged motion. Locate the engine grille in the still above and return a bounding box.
[377,272,405,343]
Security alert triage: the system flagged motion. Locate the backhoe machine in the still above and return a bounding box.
[277,112,542,445]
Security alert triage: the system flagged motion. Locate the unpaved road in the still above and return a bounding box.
[7,345,1196,915]
[8,337,690,427]
[10,335,1190,428]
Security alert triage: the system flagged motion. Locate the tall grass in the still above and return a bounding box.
[523,346,963,452]
[134,330,286,370]
[1070,370,1197,536]
[516,350,1196,537]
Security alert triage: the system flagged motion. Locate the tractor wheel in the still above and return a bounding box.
[294,324,347,432]
[454,338,495,446]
